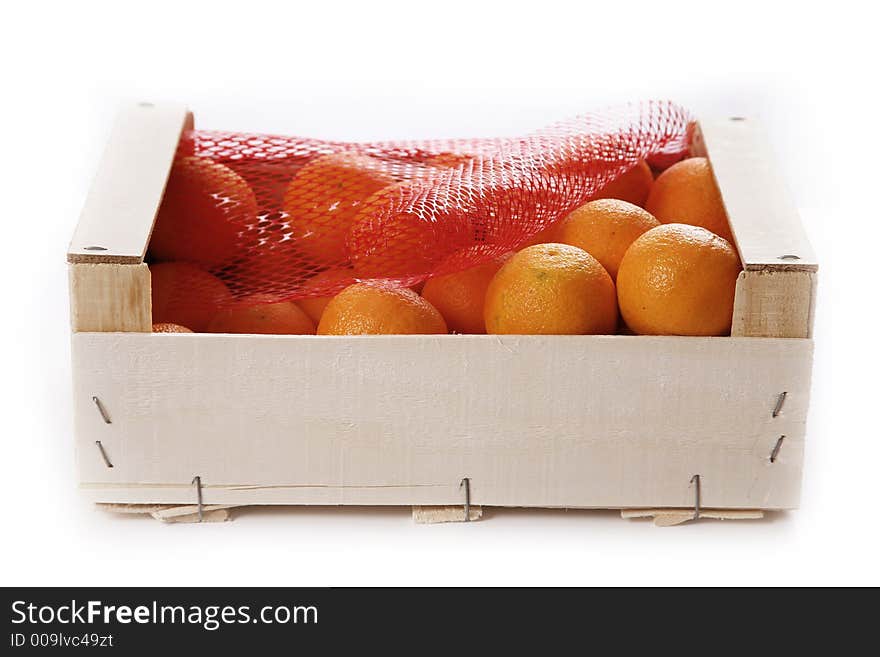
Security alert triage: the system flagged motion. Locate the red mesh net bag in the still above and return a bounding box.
[148,101,693,315]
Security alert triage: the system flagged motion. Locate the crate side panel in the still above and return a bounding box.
[72,334,812,509]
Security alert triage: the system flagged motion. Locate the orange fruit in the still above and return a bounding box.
[318,282,447,335]
[616,223,742,336]
[421,255,510,334]
[557,199,660,279]
[150,156,258,269]
[425,152,473,168]
[230,240,301,295]
[295,269,424,326]
[645,157,735,243]
[283,153,397,267]
[484,243,617,335]
[298,295,333,326]
[348,182,473,278]
[297,269,356,325]
[152,322,193,333]
[522,221,565,248]
[207,295,315,334]
[595,159,654,207]
[150,262,233,332]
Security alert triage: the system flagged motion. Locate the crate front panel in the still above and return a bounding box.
[72,333,812,509]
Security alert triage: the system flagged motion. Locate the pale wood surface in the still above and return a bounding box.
[621,508,765,526]
[700,117,818,338]
[69,263,151,332]
[696,118,817,272]
[150,507,230,523]
[73,333,812,510]
[96,503,230,523]
[731,270,817,338]
[412,505,483,523]
[67,103,192,264]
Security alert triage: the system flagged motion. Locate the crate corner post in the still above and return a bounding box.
[69,102,210,523]
[695,116,818,340]
[68,101,193,333]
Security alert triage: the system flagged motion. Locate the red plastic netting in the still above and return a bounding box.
[148,101,693,312]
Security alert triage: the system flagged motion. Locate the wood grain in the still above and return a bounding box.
[72,333,813,510]
[412,505,483,523]
[67,103,192,264]
[69,263,151,332]
[621,508,764,526]
[731,270,817,338]
[695,118,817,272]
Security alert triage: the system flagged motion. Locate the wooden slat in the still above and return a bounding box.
[72,333,813,510]
[68,263,151,332]
[96,503,231,523]
[412,505,483,523]
[621,508,764,526]
[699,117,819,338]
[67,103,192,264]
[694,118,817,272]
[731,270,817,338]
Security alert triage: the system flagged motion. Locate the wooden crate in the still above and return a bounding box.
[68,104,817,525]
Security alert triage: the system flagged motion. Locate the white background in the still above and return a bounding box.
[1,1,875,586]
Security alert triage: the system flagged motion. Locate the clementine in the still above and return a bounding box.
[484,243,617,335]
[150,262,233,332]
[616,223,741,336]
[645,157,735,243]
[297,269,356,325]
[318,282,447,335]
[149,157,257,269]
[207,295,315,334]
[152,322,193,333]
[421,255,509,334]
[283,153,396,267]
[558,199,660,279]
[348,182,472,278]
[596,159,654,206]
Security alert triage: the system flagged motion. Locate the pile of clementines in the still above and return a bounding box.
[150,154,741,337]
